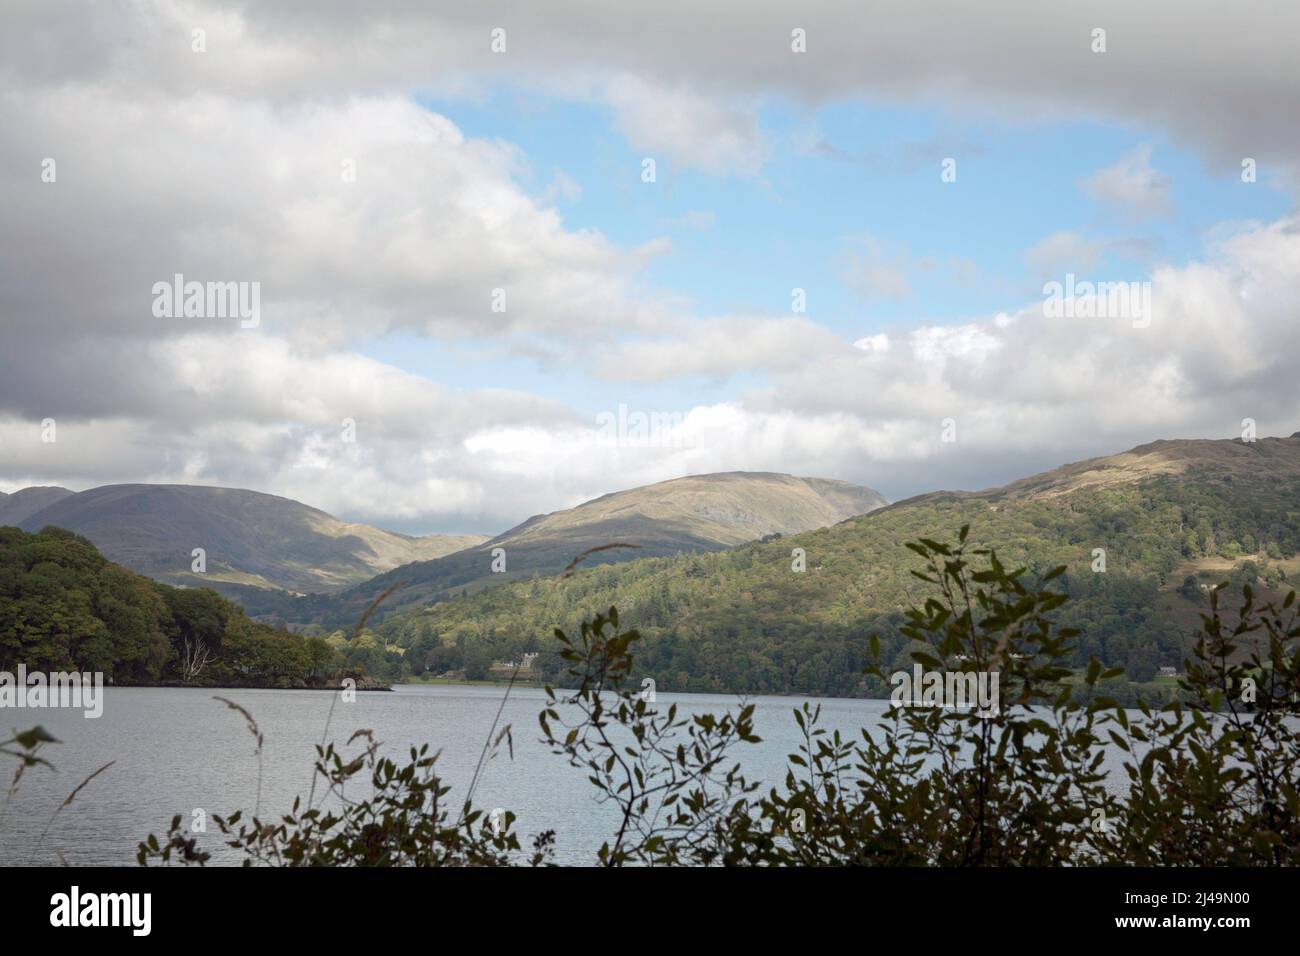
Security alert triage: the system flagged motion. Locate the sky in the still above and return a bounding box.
[1,1,1298,535]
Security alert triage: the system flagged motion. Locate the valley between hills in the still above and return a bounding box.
[4,433,1298,698]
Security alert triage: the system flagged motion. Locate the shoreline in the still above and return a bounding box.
[101,679,393,692]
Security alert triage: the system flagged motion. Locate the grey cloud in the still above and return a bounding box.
[4,1,1299,529]
[6,2,1297,184]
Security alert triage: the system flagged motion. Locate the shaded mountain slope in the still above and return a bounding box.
[17,483,485,595]
[266,472,888,626]
[383,435,1300,696]
[0,485,74,525]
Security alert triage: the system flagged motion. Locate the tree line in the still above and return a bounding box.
[0,526,356,687]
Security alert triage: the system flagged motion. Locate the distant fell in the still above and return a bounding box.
[270,471,889,626]
[382,433,1300,697]
[16,483,486,595]
[0,486,75,525]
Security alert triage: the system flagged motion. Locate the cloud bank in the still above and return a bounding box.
[2,1,1297,533]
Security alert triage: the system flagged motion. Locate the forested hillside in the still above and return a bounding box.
[0,526,364,687]
[373,438,1300,697]
[261,471,887,627]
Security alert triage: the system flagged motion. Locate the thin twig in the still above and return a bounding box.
[308,580,403,809]
[461,664,519,823]
[560,543,641,578]
[30,760,114,863]
[214,696,263,816]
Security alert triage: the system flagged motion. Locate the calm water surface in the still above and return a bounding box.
[0,685,1131,866]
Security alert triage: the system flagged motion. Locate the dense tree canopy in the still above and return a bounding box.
[374,471,1300,698]
[0,527,348,686]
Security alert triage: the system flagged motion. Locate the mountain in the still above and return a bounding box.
[0,485,74,525]
[14,484,486,595]
[889,434,1300,507]
[380,434,1300,697]
[488,472,887,549]
[269,472,889,626]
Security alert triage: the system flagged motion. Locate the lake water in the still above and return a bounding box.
[0,684,1132,866]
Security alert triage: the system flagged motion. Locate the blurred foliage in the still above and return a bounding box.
[137,731,545,867]
[539,607,760,865]
[1095,582,1300,863]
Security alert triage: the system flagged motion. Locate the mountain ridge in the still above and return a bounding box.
[260,470,889,625]
[13,483,487,595]
[0,485,75,525]
[378,433,1300,696]
[878,434,1300,512]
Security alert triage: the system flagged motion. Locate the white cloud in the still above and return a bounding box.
[541,170,583,204]
[7,216,1298,527]
[0,90,674,354]
[1081,145,1174,220]
[604,74,767,176]
[1025,231,1109,277]
[751,217,1300,492]
[4,2,1300,531]
[594,317,850,383]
